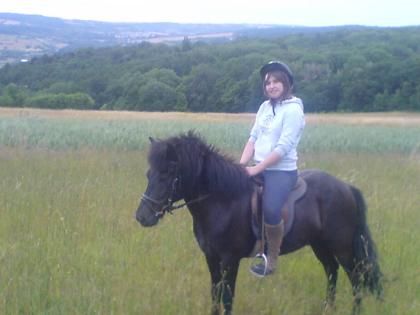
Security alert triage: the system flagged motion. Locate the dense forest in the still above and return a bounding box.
[0,27,419,112]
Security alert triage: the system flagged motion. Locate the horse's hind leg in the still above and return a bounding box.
[311,243,339,309]
[336,253,363,315]
[345,268,363,315]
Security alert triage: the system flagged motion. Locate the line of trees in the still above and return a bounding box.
[1,27,419,112]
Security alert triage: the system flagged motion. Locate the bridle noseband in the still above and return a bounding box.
[141,176,209,217]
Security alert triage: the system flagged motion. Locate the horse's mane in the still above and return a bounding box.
[148,131,253,200]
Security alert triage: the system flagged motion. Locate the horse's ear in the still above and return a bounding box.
[149,137,155,143]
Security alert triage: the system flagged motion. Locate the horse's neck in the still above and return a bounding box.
[187,195,251,234]
[187,199,218,222]
[187,194,255,260]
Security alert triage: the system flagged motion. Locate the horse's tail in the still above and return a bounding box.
[350,186,383,298]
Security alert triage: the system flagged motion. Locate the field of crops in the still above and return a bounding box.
[0,108,419,314]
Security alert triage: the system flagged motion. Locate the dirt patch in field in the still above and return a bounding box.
[1,107,419,126]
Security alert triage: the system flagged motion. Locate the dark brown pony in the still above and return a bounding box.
[135,132,382,315]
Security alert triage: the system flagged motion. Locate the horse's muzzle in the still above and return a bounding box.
[135,204,159,227]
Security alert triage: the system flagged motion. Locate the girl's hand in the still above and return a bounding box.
[245,151,282,176]
[245,166,261,177]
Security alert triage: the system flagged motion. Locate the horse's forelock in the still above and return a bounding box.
[148,133,203,173]
[148,140,171,172]
[175,134,207,187]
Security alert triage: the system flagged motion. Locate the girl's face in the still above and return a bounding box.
[264,75,284,101]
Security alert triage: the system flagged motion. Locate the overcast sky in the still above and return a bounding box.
[0,0,419,26]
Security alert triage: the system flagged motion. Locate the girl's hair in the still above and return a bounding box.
[264,70,293,102]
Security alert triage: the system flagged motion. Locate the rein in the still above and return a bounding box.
[141,177,210,217]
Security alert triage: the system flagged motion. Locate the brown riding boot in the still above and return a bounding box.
[250,221,284,277]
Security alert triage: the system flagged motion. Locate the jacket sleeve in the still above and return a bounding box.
[249,104,264,142]
[273,104,305,157]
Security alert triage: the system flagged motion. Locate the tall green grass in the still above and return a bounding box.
[1,116,419,154]
[0,113,419,314]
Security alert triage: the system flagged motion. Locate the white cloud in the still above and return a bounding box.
[0,0,419,26]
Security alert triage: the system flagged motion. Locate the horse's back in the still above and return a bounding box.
[300,169,356,202]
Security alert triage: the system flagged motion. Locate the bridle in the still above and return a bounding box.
[140,176,209,217]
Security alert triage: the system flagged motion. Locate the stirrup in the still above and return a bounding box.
[249,253,268,278]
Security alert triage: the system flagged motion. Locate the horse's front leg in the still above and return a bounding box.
[205,254,223,315]
[205,255,240,315]
[220,260,240,315]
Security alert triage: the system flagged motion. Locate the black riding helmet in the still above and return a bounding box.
[260,61,294,87]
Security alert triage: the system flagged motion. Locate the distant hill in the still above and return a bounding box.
[0,13,261,66]
[0,12,370,67]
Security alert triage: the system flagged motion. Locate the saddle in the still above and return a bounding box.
[251,175,307,242]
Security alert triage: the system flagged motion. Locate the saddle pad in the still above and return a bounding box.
[282,176,307,236]
[251,176,307,239]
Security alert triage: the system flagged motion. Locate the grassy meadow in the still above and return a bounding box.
[0,108,419,315]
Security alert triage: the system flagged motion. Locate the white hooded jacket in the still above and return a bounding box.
[249,96,305,171]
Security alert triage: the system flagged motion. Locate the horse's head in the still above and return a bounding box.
[136,137,183,227]
[135,131,251,226]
